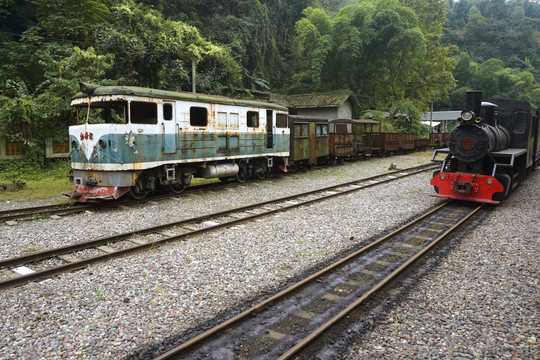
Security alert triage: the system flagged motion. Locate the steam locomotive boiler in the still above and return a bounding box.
[431,91,540,204]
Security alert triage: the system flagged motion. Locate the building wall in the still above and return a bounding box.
[293,100,354,120]
[337,102,353,119]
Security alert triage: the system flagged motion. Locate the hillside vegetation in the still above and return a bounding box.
[0,0,539,160]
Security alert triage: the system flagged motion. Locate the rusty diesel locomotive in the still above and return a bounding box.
[69,83,290,201]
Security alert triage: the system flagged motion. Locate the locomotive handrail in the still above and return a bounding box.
[490,153,515,177]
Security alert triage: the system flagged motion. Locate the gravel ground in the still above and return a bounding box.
[341,169,540,360]
[0,153,536,360]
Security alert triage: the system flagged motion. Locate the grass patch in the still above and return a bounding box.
[0,159,73,202]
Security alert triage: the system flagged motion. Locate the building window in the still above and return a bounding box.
[190,107,208,127]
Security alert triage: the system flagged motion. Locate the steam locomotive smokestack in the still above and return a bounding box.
[466,91,483,119]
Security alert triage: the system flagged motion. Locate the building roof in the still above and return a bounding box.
[270,93,358,109]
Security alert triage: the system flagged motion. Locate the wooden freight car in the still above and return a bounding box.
[398,133,416,151]
[352,119,381,157]
[329,119,355,163]
[287,115,329,167]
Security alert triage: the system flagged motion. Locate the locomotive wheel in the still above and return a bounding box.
[168,183,185,194]
[236,167,247,182]
[129,186,148,200]
[255,167,266,179]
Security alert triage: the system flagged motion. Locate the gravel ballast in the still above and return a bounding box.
[0,154,537,359]
[341,169,539,359]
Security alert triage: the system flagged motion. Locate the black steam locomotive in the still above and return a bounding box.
[431,91,540,204]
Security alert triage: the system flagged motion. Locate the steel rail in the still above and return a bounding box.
[0,163,437,290]
[152,201,451,360]
[278,203,484,359]
[0,163,436,222]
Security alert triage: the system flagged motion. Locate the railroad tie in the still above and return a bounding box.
[57,254,78,263]
[96,245,116,254]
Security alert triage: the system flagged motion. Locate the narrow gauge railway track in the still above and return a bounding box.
[0,163,437,290]
[0,180,241,223]
[153,201,484,360]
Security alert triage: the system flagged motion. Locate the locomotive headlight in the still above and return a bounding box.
[439,174,446,180]
[487,178,493,185]
[461,110,475,121]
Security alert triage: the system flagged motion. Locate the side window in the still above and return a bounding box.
[316,124,328,136]
[247,111,259,128]
[230,113,239,128]
[276,114,288,128]
[163,103,173,121]
[513,111,528,135]
[302,124,308,136]
[217,112,227,128]
[190,106,208,127]
[131,102,157,124]
[294,124,302,137]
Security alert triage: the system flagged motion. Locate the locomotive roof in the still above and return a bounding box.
[72,83,288,111]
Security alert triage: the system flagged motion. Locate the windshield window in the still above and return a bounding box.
[77,101,127,124]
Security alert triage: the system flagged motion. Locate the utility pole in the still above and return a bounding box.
[191,59,197,93]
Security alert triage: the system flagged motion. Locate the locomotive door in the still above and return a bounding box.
[162,102,177,153]
[309,122,316,164]
[266,110,273,149]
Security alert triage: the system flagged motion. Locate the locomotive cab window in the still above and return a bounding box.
[131,102,157,124]
[163,103,173,121]
[513,111,528,135]
[190,106,208,127]
[77,101,127,124]
[247,111,259,128]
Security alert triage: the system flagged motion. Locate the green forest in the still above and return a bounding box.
[1,0,540,158]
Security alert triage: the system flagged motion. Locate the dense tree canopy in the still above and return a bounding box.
[1,0,540,156]
[290,0,457,120]
[437,0,540,109]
